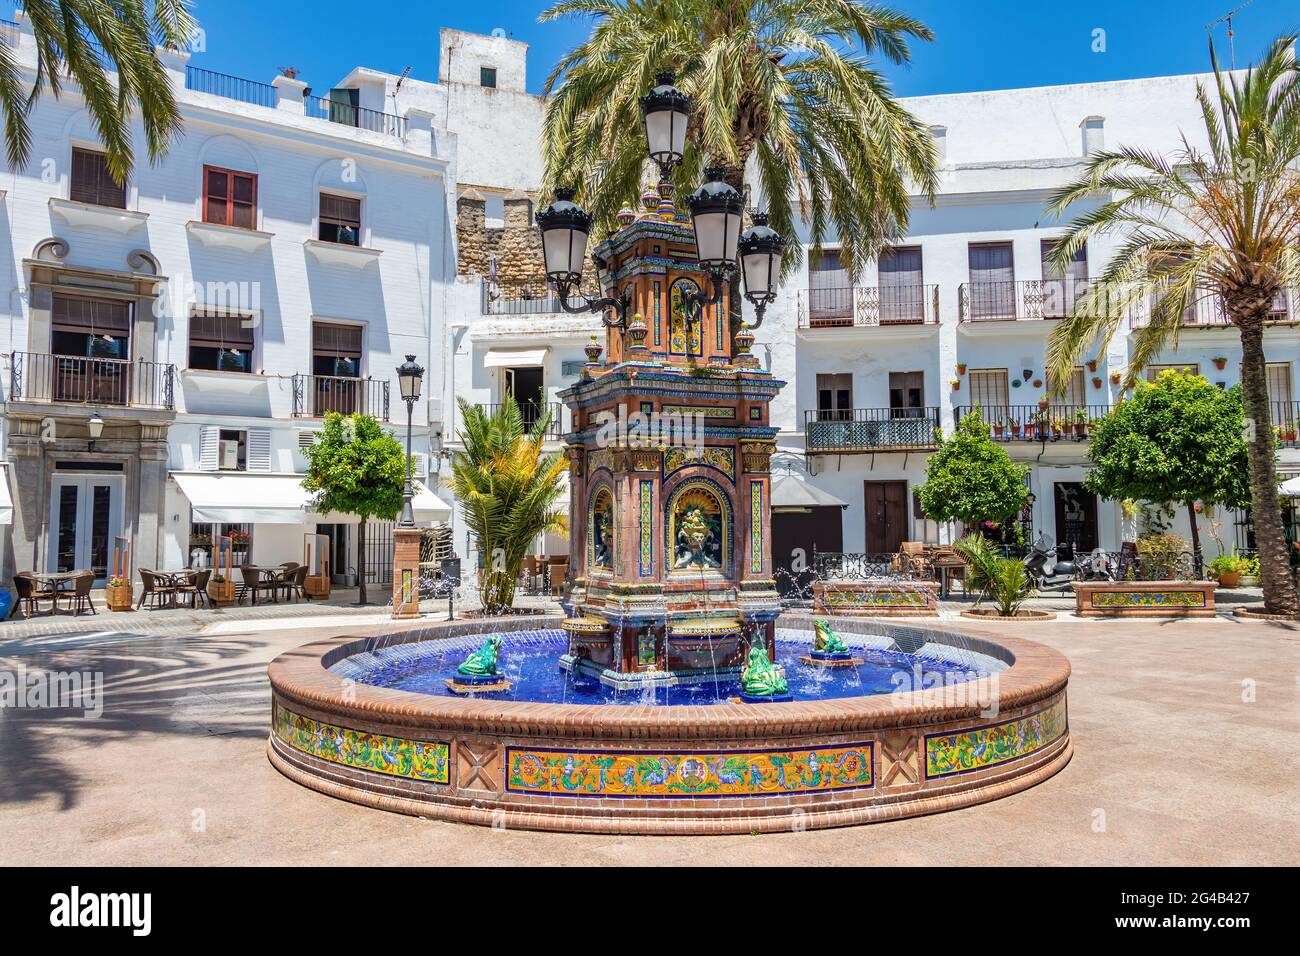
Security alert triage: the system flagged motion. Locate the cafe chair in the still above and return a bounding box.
[13,573,55,617]
[136,569,176,610]
[60,571,97,616]
[240,565,277,605]
[177,569,211,609]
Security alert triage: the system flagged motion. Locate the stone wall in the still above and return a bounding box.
[456,189,548,288]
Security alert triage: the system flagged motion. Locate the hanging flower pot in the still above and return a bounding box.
[956,363,967,375]
[1092,376,1103,389]
[951,379,961,391]
[1213,356,1228,370]
[1110,371,1123,385]
[1086,359,1098,372]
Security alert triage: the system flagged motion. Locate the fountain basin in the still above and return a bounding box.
[266,613,1071,834]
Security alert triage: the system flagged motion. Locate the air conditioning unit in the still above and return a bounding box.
[219,439,240,470]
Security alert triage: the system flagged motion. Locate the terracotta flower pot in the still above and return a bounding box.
[1217,571,1241,588]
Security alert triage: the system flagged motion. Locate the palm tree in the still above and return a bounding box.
[450,396,569,613]
[0,1,196,184]
[538,0,938,284]
[1045,36,1300,616]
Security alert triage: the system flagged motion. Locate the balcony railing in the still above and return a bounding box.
[304,94,406,137]
[954,404,1110,441]
[1271,401,1300,447]
[804,407,940,453]
[481,278,568,315]
[184,66,277,107]
[292,374,390,421]
[958,278,1091,322]
[475,402,566,440]
[797,284,940,329]
[7,352,174,409]
[1129,289,1298,329]
[0,18,19,47]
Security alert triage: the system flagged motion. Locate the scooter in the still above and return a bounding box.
[1023,532,1080,592]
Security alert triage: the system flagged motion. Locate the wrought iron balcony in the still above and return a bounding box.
[1129,289,1298,329]
[804,407,941,454]
[797,284,939,328]
[1272,401,1300,447]
[184,67,406,137]
[481,278,566,315]
[6,351,174,409]
[958,278,1091,322]
[304,94,406,137]
[475,402,566,440]
[292,374,390,421]
[954,404,1110,441]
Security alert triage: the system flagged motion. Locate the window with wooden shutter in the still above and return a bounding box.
[1064,367,1088,408]
[968,242,1015,319]
[319,194,362,246]
[1040,239,1088,317]
[888,371,925,416]
[198,426,221,471]
[311,322,363,378]
[816,373,852,420]
[969,369,1009,415]
[189,311,255,372]
[1266,363,1293,406]
[808,250,851,324]
[203,165,258,229]
[878,246,924,324]
[70,147,126,208]
[51,294,130,359]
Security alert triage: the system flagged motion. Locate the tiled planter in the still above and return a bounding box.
[812,581,939,617]
[1072,580,1216,617]
[266,613,1072,834]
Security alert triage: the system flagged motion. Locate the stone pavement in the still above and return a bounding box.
[0,606,1295,865]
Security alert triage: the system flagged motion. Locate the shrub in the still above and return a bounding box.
[1137,533,1192,581]
[1207,553,1249,578]
[953,534,999,606]
[988,558,1035,616]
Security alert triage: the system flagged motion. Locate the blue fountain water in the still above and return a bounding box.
[337,628,996,706]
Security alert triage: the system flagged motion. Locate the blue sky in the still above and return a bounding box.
[10,1,1300,96]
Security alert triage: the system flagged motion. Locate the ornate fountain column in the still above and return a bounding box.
[558,200,784,689]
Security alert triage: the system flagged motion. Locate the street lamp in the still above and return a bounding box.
[87,413,104,451]
[641,70,691,177]
[736,211,786,330]
[396,354,424,529]
[538,71,788,332]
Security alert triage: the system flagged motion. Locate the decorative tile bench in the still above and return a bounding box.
[1072,580,1217,617]
[812,580,939,617]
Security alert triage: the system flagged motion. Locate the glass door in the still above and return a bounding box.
[48,475,124,581]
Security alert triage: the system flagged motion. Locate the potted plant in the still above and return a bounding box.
[1050,416,1065,439]
[1212,356,1228,370]
[956,363,967,375]
[1110,370,1123,385]
[1208,553,1249,588]
[1008,416,1022,437]
[1073,407,1088,437]
[992,420,1005,437]
[1285,426,1299,443]
[1086,358,1099,372]
[105,575,132,612]
[1037,394,1050,411]
[951,378,961,391]
[1240,555,1261,588]
[208,573,237,607]
[1091,376,1103,389]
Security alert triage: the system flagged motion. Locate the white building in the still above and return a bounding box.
[0,14,457,587]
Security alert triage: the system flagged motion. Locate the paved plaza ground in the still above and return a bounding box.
[0,597,1296,866]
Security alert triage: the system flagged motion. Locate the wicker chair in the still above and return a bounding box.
[175,569,211,608]
[13,573,55,617]
[278,565,308,602]
[240,565,278,604]
[136,569,176,609]
[59,571,97,616]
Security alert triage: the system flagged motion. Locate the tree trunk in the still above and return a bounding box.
[356,517,368,606]
[1238,320,1299,615]
[1185,500,1202,575]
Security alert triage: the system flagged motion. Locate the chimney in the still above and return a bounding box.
[1080,116,1105,156]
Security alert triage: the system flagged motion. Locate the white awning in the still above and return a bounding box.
[411,480,453,523]
[175,472,454,526]
[483,347,548,368]
[0,464,12,526]
[174,472,310,524]
[1282,476,1300,497]
[771,472,849,510]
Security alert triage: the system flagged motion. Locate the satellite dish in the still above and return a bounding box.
[491,27,506,38]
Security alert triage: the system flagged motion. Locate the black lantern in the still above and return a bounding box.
[395,354,424,528]
[536,187,592,285]
[687,167,743,272]
[640,70,691,175]
[535,189,629,328]
[737,212,786,328]
[397,354,424,403]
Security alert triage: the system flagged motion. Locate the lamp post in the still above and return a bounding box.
[395,354,424,528]
[536,71,787,333]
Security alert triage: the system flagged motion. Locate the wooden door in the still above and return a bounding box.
[864,480,908,555]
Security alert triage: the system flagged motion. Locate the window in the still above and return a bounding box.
[816,373,852,421]
[1146,363,1199,381]
[480,66,497,88]
[888,371,925,417]
[1040,239,1088,317]
[200,425,270,472]
[189,523,252,566]
[808,249,852,324]
[969,369,1009,414]
[311,322,364,416]
[218,429,247,471]
[319,194,361,246]
[189,311,255,373]
[203,165,257,229]
[878,246,924,323]
[52,294,130,359]
[967,242,1015,319]
[1266,363,1293,407]
[1064,367,1088,408]
[70,147,126,208]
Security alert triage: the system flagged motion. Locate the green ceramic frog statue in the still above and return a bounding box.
[457,634,502,677]
[813,619,850,655]
[741,639,789,697]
